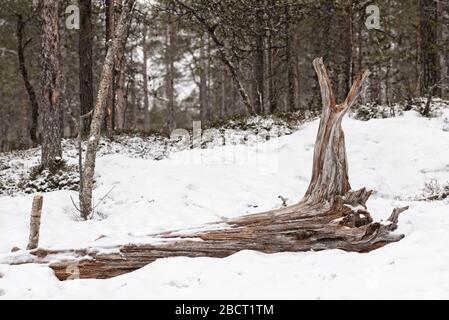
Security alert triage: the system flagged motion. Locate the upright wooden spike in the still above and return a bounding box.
[27,194,43,250]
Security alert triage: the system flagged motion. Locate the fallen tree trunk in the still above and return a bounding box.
[28,200,407,280]
[16,58,408,280]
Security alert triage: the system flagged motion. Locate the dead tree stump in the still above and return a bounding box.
[14,58,408,280]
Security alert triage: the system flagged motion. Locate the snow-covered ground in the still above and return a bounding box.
[1,106,449,299]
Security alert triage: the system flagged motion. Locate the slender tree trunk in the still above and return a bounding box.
[253,6,265,114]
[357,7,363,76]
[267,29,274,113]
[40,0,62,167]
[265,6,272,114]
[220,64,228,118]
[383,0,392,106]
[419,0,440,96]
[105,0,116,134]
[123,72,131,129]
[221,48,254,114]
[79,0,94,135]
[114,0,127,130]
[266,2,276,113]
[206,36,212,120]
[438,0,449,99]
[115,68,126,130]
[285,2,296,111]
[142,21,150,131]
[16,14,39,146]
[79,0,135,219]
[165,1,177,132]
[130,75,137,130]
[294,33,301,112]
[343,0,354,96]
[199,36,209,123]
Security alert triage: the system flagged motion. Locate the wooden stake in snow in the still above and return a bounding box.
[27,194,43,250]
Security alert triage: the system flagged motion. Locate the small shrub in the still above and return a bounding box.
[417,179,449,201]
[22,160,80,194]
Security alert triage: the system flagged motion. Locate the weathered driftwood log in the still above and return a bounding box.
[17,58,407,280]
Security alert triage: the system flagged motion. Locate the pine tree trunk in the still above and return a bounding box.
[166,1,177,132]
[115,67,126,130]
[220,65,228,118]
[199,36,209,123]
[419,0,440,96]
[384,0,392,106]
[343,0,354,98]
[142,21,150,131]
[223,50,254,114]
[16,14,39,146]
[79,0,94,134]
[104,0,116,134]
[253,6,265,114]
[266,3,276,114]
[114,0,127,130]
[439,0,449,99]
[40,0,62,167]
[130,75,137,130]
[285,2,296,111]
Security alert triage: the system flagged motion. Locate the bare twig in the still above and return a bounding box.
[70,195,81,212]
[92,185,117,212]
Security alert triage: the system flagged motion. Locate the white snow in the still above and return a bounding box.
[1,106,449,299]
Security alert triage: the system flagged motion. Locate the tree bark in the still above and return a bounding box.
[104,0,116,134]
[419,0,440,96]
[40,0,62,167]
[79,0,135,220]
[79,0,94,135]
[284,2,296,111]
[343,0,354,98]
[16,14,39,146]
[439,0,449,99]
[266,2,276,114]
[130,74,137,130]
[142,20,150,131]
[19,58,408,280]
[114,0,128,131]
[166,0,177,133]
[114,66,126,130]
[220,64,228,118]
[253,5,265,114]
[199,36,209,123]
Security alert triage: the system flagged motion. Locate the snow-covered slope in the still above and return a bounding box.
[1,108,449,299]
